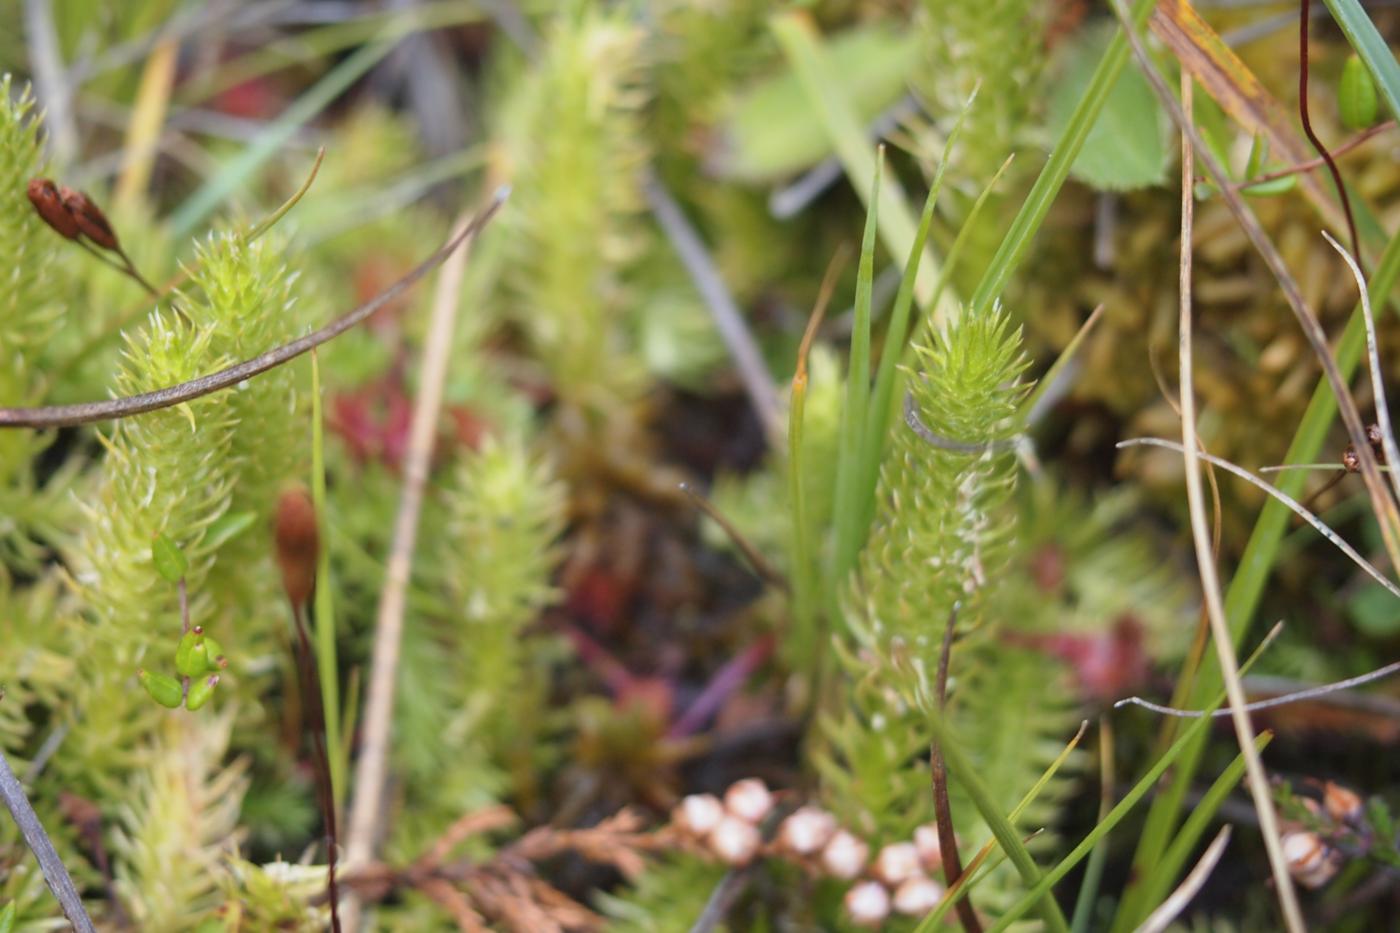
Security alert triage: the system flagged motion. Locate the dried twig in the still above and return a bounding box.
[1117,658,1400,718]
[644,169,782,441]
[0,187,507,429]
[1234,121,1395,192]
[0,747,95,932]
[341,204,487,930]
[1156,47,1302,930]
[1136,825,1233,933]
[1118,437,1400,600]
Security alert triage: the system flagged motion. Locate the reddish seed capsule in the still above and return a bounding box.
[275,486,319,610]
[59,187,122,251]
[1343,444,1361,473]
[27,178,80,239]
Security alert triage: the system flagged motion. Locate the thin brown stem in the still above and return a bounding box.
[290,599,341,933]
[341,206,483,930]
[1234,120,1394,191]
[1120,6,1306,927]
[0,188,507,430]
[1299,0,1363,277]
[932,602,981,933]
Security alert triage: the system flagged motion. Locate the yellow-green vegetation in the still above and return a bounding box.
[3,1,1400,930]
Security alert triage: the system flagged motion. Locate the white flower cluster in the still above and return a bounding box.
[671,779,949,927]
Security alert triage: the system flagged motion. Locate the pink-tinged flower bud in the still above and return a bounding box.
[821,829,869,880]
[1323,781,1363,824]
[27,178,79,239]
[893,876,945,916]
[724,778,774,824]
[708,814,760,866]
[673,794,724,837]
[778,807,838,856]
[873,842,923,886]
[1282,830,1340,889]
[844,880,891,928]
[914,824,943,871]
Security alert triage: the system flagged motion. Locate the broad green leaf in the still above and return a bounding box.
[1046,24,1168,192]
[713,23,920,182]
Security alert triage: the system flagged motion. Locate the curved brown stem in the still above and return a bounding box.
[0,187,507,430]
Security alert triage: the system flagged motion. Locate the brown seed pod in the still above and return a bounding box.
[58,186,121,252]
[1343,444,1361,473]
[275,486,319,610]
[27,178,80,239]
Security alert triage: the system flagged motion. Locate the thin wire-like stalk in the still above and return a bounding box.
[1117,658,1400,718]
[1323,231,1400,507]
[310,349,344,811]
[1118,438,1400,599]
[341,209,483,930]
[0,189,505,429]
[1169,68,1303,931]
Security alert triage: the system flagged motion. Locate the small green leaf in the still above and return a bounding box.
[185,674,219,712]
[0,901,16,933]
[138,669,184,709]
[1340,54,1379,130]
[1047,24,1169,191]
[151,533,188,583]
[205,510,257,551]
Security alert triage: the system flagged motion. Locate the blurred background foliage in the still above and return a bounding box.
[1,0,1399,929]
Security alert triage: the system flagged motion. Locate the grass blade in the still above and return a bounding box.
[830,153,883,582]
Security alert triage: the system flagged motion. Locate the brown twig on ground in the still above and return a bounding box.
[341,203,489,930]
[0,186,506,430]
[0,745,95,932]
[644,169,782,442]
[931,602,981,933]
[343,806,663,932]
[1121,8,1304,928]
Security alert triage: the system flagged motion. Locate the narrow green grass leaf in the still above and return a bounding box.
[858,98,973,536]
[968,0,1158,316]
[1130,731,1269,921]
[1321,0,1400,124]
[986,731,1270,933]
[310,349,344,811]
[831,154,883,582]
